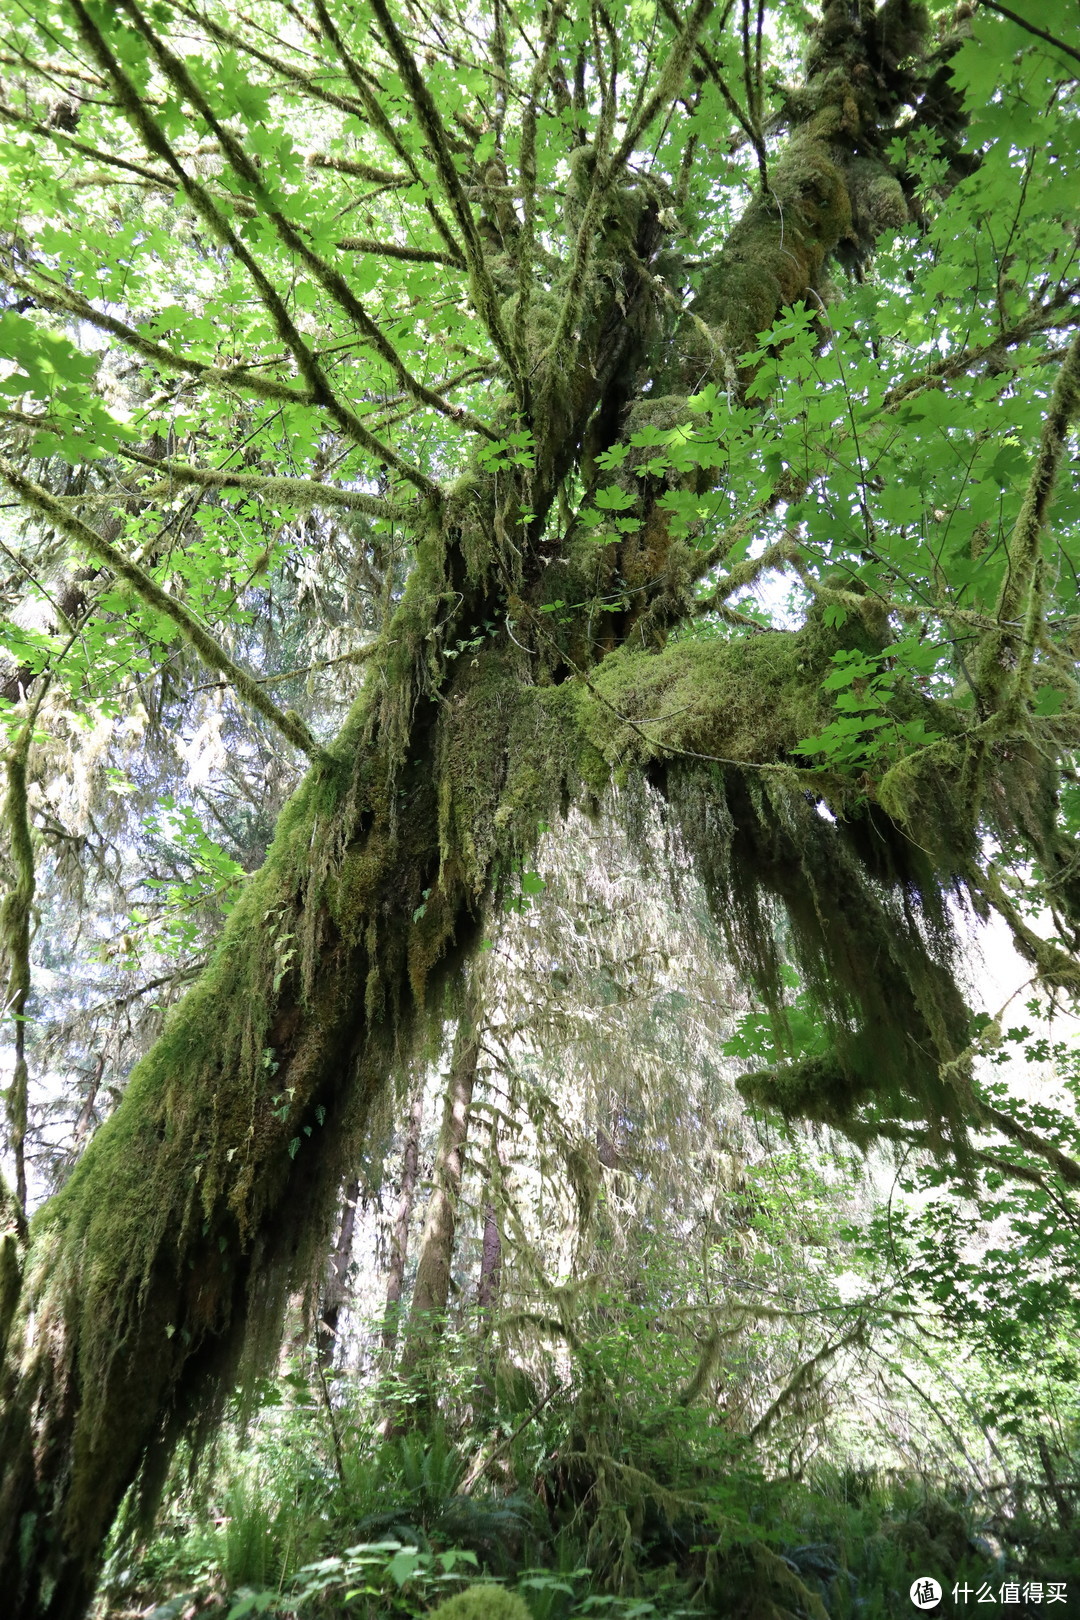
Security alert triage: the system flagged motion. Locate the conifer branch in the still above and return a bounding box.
[0,459,326,761]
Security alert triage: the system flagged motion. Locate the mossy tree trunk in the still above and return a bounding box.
[0,2,1065,1615]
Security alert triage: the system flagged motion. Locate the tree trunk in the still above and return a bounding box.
[476,1199,501,1317]
[381,1079,424,1355]
[316,1178,360,1369]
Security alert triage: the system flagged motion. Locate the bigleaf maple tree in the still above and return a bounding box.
[0,0,1079,1614]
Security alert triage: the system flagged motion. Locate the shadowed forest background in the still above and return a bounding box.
[1,0,1080,1615]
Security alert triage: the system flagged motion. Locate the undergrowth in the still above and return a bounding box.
[96,1347,1078,1620]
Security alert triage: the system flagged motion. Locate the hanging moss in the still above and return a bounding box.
[532,613,977,1137]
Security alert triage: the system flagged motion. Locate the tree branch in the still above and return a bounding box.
[0,459,326,760]
[361,0,520,379]
[976,1,1080,67]
[68,0,440,502]
[115,0,498,444]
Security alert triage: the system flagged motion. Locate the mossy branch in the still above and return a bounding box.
[747,1321,865,1442]
[0,272,315,409]
[307,153,411,186]
[662,0,767,189]
[976,327,1080,712]
[306,0,469,269]
[333,235,465,268]
[548,0,713,366]
[515,2,566,372]
[676,1321,741,1406]
[0,458,325,761]
[0,99,176,191]
[110,449,406,518]
[357,0,520,380]
[970,861,1080,996]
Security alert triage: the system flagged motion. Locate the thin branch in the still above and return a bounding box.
[307,0,471,278]
[0,458,325,760]
[306,152,410,186]
[976,327,1080,710]
[549,0,713,365]
[67,0,440,501]
[113,0,496,443]
[361,0,520,379]
[515,1,566,372]
[661,0,767,191]
[975,1,1080,66]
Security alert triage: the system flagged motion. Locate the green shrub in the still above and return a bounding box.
[429,1584,533,1620]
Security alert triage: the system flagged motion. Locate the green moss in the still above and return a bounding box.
[579,628,832,768]
[695,133,852,362]
[556,619,974,1136]
[429,1586,533,1620]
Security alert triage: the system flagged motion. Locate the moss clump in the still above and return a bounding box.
[429,1585,532,1620]
[693,133,852,365]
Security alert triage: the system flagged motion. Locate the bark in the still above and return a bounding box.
[399,1011,480,1364]
[476,1126,505,1320]
[476,1198,501,1317]
[381,1079,424,1354]
[0,5,988,1613]
[315,1178,360,1369]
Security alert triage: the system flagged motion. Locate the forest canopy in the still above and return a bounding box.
[1,0,1080,1615]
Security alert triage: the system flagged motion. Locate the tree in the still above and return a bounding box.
[0,0,1079,1613]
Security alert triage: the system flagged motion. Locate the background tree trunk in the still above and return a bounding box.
[401,1011,480,1356]
[381,1080,425,1355]
[316,1178,361,1368]
[476,1197,501,1317]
